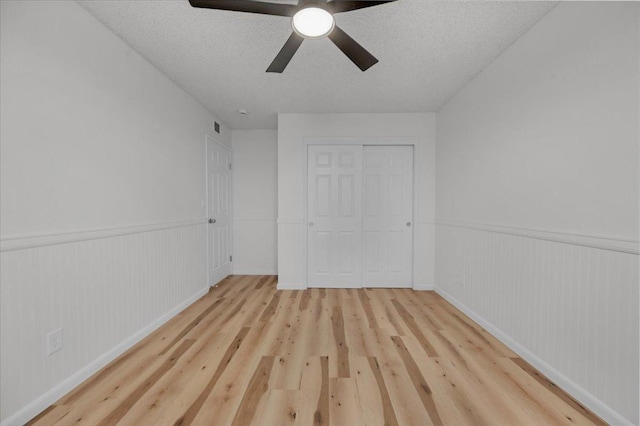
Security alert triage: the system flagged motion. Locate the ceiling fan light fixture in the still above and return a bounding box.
[291,7,335,39]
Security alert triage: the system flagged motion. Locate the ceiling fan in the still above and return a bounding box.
[188,0,397,72]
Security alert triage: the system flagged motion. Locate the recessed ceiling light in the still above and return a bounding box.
[291,7,335,39]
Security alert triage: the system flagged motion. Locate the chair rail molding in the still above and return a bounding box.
[276,218,306,225]
[435,219,639,255]
[1,219,206,252]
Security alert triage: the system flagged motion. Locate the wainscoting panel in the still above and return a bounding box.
[0,223,207,425]
[435,222,639,425]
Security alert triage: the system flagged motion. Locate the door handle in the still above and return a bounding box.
[309,222,314,227]
[406,222,412,227]
[209,218,216,224]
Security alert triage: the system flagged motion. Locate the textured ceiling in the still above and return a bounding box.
[77,0,557,129]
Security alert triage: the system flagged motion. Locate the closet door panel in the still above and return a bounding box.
[363,146,413,287]
[308,145,362,288]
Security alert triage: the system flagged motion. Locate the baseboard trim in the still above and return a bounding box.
[413,283,434,291]
[276,282,307,290]
[233,269,278,276]
[275,282,435,291]
[434,286,631,426]
[1,286,209,426]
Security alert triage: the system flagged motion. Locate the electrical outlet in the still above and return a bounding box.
[47,328,63,355]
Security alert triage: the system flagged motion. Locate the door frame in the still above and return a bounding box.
[205,134,233,287]
[304,137,418,288]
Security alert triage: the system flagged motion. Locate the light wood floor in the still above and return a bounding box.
[29,275,606,426]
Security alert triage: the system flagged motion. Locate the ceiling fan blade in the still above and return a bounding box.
[267,32,305,73]
[188,0,296,17]
[328,25,378,71]
[327,0,397,14]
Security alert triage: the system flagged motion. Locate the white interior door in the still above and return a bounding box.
[307,145,362,288]
[363,146,413,287]
[207,137,232,286]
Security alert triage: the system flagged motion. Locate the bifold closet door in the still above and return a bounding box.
[363,146,413,287]
[307,145,363,288]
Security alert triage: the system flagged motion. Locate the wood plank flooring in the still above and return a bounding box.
[29,275,606,426]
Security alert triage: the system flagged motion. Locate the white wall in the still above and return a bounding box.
[435,2,639,425]
[436,3,638,239]
[0,1,229,424]
[231,130,278,275]
[277,113,436,289]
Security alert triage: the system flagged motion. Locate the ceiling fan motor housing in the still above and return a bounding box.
[298,0,329,9]
[291,3,336,39]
